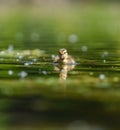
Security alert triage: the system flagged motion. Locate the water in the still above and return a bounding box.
[0,43,120,130]
[0,2,120,129]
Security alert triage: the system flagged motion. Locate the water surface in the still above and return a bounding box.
[0,44,120,130]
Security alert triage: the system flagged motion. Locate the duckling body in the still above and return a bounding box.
[53,48,75,80]
[53,48,75,64]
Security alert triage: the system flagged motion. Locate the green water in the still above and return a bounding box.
[0,2,120,130]
[0,45,120,130]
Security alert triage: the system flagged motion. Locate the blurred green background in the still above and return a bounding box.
[0,0,120,51]
[0,0,120,130]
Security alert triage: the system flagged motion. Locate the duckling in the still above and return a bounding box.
[53,48,75,64]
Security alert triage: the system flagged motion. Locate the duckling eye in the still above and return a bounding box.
[64,51,66,54]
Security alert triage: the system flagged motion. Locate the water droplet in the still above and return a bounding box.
[51,54,55,60]
[18,55,23,59]
[42,70,47,75]
[32,58,37,62]
[8,70,13,75]
[16,52,20,56]
[89,72,94,75]
[30,61,33,65]
[18,71,28,78]
[31,32,40,42]
[99,74,105,80]
[0,51,5,55]
[8,44,14,52]
[81,45,88,52]
[103,60,106,63]
[16,59,20,62]
[68,34,78,43]
[24,62,30,66]
[101,51,109,58]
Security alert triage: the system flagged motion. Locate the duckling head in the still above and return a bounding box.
[59,48,68,61]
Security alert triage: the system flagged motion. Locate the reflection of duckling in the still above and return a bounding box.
[54,64,68,80]
[54,63,75,80]
[54,48,75,64]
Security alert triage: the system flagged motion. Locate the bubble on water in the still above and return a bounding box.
[0,51,5,55]
[15,32,24,41]
[16,52,23,59]
[68,34,78,43]
[51,54,55,60]
[24,62,30,66]
[99,74,106,80]
[8,44,14,52]
[32,58,37,62]
[89,72,94,75]
[8,70,13,75]
[81,45,88,52]
[16,52,20,55]
[16,59,20,62]
[18,55,23,59]
[104,51,109,56]
[103,60,106,63]
[18,71,28,78]
[42,70,47,75]
[101,51,109,58]
[31,32,40,42]
[30,61,33,65]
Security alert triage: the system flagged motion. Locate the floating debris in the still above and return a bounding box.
[31,49,44,57]
[0,49,45,58]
